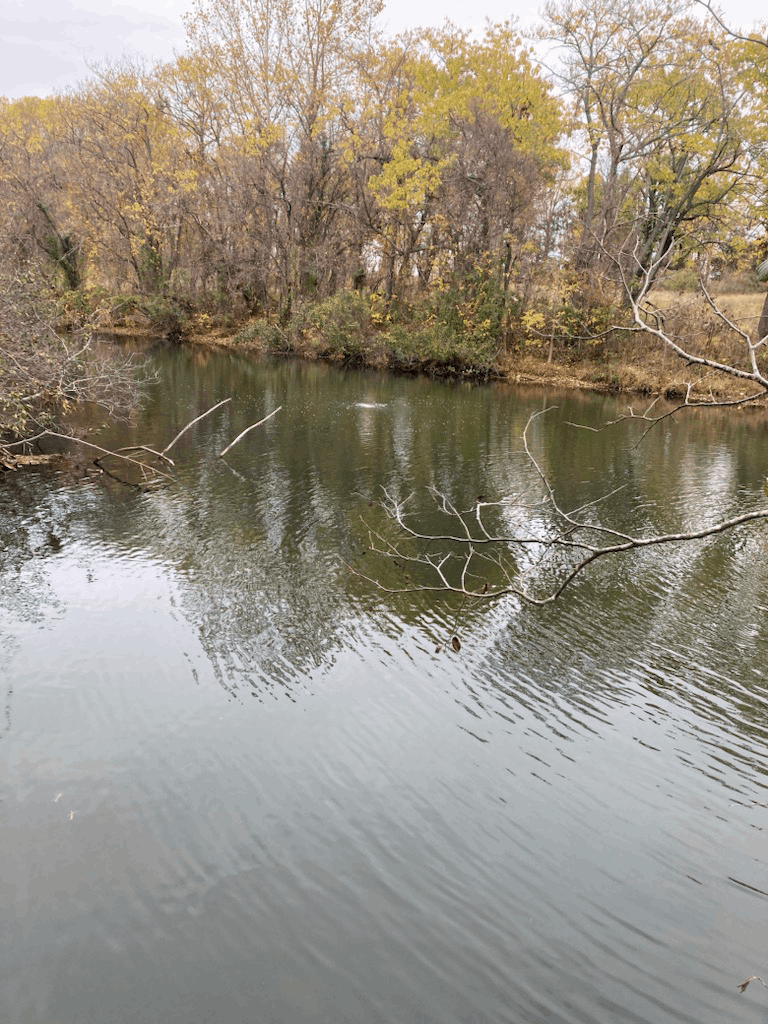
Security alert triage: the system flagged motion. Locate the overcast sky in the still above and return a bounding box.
[0,0,763,99]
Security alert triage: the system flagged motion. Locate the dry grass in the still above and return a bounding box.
[614,289,767,397]
[499,289,768,399]
[651,289,764,337]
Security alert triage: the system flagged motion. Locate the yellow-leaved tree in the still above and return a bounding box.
[345,21,567,308]
[541,0,757,296]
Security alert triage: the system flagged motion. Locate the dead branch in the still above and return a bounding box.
[738,976,768,994]
[218,406,282,458]
[695,1,768,48]
[567,386,767,449]
[116,445,175,466]
[1,399,260,486]
[349,409,768,609]
[0,429,175,482]
[162,398,231,456]
[624,244,768,395]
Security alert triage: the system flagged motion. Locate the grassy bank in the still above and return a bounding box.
[172,288,766,402]
[3,286,764,459]
[6,243,764,456]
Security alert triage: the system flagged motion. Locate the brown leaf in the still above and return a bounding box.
[451,635,461,653]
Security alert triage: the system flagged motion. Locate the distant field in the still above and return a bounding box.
[650,289,765,333]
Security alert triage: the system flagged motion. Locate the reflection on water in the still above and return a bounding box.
[2,348,768,1024]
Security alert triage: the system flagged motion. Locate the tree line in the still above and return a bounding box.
[0,0,766,342]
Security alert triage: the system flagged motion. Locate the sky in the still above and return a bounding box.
[0,0,764,99]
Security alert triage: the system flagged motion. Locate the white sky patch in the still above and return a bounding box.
[1,0,764,98]
[0,0,185,97]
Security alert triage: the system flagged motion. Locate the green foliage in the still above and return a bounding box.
[295,290,374,358]
[661,266,701,292]
[232,319,285,349]
[415,257,506,364]
[384,322,489,370]
[41,229,81,290]
[53,287,108,329]
[227,281,504,373]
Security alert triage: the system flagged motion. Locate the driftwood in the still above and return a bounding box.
[0,452,60,471]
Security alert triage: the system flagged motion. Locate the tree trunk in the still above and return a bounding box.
[759,291,768,342]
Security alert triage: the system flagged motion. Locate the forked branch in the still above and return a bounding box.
[1,398,276,486]
[348,410,768,608]
[626,242,768,399]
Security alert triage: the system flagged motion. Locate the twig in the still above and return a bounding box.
[351,409,768,607]
[116,444,175,466]
[218,406,281,458]
[29,430,174,480]
[162,398,231,456]
[738,976,768,994]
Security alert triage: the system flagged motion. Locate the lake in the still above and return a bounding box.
[2,344,768,1024]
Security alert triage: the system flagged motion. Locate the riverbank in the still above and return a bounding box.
[175,287,766,402]
[3,287,765,453]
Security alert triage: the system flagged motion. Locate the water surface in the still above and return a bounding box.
[2,347,768,1024]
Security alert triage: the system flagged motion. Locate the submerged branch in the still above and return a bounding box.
[2,399,281,487]
[9,429,175,481]
[162,398,231,456]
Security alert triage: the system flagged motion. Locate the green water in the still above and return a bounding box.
[2,345,768,1024]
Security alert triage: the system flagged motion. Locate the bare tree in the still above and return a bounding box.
[0,257,147,444]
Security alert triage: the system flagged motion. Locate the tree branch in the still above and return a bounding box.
[349,410,768,615]
[218,406,282,458]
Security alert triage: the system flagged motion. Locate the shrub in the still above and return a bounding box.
[297,290,374,357]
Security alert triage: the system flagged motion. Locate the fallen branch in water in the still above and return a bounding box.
[115,444,175,466]
[218,406,281,458]
[162,398,231,456]
[0,398,259,486]
[348,409,768,623]
[1,429,175,482]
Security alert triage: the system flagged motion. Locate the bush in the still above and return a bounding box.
[518,272,626,360]
[232,319,285,350]
[662,266,700,292]
[424,256,505,363]
[0,264,146,439]
[296,290,374,357]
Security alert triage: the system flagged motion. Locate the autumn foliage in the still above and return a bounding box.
[0,0,766,352]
